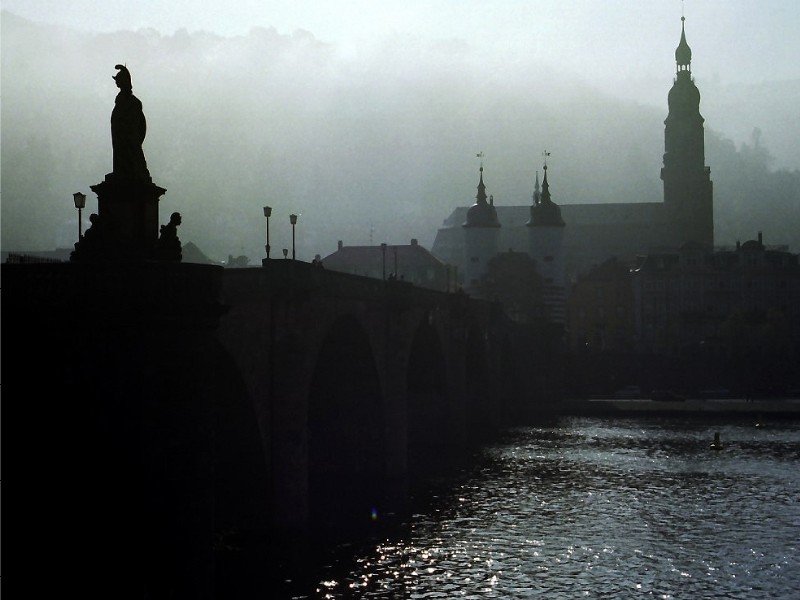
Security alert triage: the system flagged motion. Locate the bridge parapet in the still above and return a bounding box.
[4,261,224,329]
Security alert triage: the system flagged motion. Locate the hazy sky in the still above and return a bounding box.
[4,0,799,93]
[3,1,799,256]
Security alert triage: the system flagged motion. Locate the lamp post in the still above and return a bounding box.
[263,205,272,259]
[73,192,87,241]
[282,248,288,259]
[381,243,387,280]
[289,213,298,260]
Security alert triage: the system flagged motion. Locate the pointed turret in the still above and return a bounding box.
[675,16,692,72]
[527,165,565,227]
[476,165,487,204]
[667,16,701,121]
[533,171,541,205]
[464,165,500,228]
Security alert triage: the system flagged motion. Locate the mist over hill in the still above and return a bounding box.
[2,12,798,259]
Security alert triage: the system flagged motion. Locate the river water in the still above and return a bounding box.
[290,417,800,598]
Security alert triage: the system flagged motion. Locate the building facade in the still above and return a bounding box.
[632,235,800,354]
[431,18,714,282]
[567,258,636,353]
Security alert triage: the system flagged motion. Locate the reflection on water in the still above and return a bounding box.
[296,418,800,598]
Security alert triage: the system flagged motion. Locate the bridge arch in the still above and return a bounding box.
[306,314,385,531]
[406,314,450,473]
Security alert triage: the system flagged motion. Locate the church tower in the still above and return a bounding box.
[527,165,566,324]
[661,16,714,246]
[463,164,500,291]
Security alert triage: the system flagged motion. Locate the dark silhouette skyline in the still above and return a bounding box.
[3,11,799,595]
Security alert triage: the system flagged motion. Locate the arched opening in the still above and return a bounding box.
[406,316,449,474]
[307,316,385,532]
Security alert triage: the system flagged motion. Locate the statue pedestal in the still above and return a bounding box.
[78,177,167,261]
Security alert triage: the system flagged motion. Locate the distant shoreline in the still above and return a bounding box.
[551,397,800,419]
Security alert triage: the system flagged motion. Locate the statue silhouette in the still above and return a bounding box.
[110,64,151,183]
[157,212,183,262]
[70,213,106,261]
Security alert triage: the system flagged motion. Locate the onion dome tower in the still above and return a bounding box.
[462,164,500,291]
[661,16,714,247]
[527,164,566,323]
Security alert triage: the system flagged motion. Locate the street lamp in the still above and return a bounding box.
[282,248,288,259]
[73,192,87,241]
[381,243,387,280]
[263,205,272,259]
[289,213,298,260]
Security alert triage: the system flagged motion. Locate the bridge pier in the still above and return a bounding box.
[377,359,410,516]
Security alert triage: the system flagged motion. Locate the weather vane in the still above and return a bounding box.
[542,150,551,170]
[476,151,485,169]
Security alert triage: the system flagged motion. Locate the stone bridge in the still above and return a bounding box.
[5,259,535,596]
[218,259,517,531]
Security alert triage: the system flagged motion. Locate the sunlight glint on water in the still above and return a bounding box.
[304,418,800,598]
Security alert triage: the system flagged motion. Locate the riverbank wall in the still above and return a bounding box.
[555,398,800,419]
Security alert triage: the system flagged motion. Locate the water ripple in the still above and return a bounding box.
[311,417,800,598]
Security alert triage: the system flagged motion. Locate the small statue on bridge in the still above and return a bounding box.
[157,212,183,262]
[71,213,106,261]
[109,64,151,183]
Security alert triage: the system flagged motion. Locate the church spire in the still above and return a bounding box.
[675,16,692,73]
[527,161,564,227]
[533,171,541,205]
[464,160,500,228]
